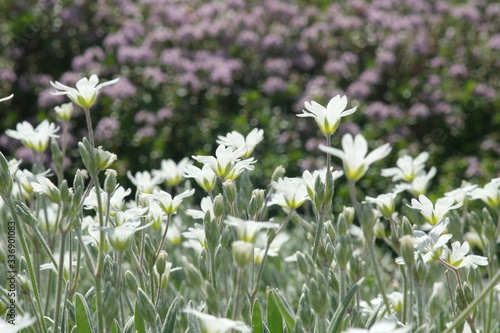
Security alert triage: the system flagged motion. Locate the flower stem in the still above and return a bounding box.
[312,211,324,261]
[154,213,172,264]
[367,243,393,316]
[348,179,361,216]
[53,231,68,333]
[83,107,94,147]
[232,267,245,320]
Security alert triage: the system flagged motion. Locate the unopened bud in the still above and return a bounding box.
[156,251,168,275]
[342,206,355,225]
[104,169,117,194]
[125,270,139,293]
[401,216,413,236]
[137,288,158,324]
[232,241,253,268]
[182,257,204,288]
[400,235,415,266]
[223,180,237,204]
[271,166,286,182]
[213,194,224,217]
[296,252,309,276]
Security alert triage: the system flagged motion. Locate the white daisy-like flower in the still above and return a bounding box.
[442,241,488,269]
[31,175,62,203]
[192,145,255,180]
[224,216,278,243]
[301,168,343,200]
[152,157,192,187]
[50,74,119,108]
[216,128,264,158]
[407,194,462,225]
[99,218,152,252]
[320,133,391,182]
[147,188,195,214]
[6,120,60,152]
[394,167,437,196]
[365,192,399,218]
[269,177,309,209]
[127,170,163,194]
[182,224,207,248]
[0,94,14,103]
[414,218,453,262]
[470,179,500,207]
[444,183,478,204]
[381,152,429,182]
[183,309,250,333]
[54,102,74,121]
[298,95,357,135]
[184,164,217,192]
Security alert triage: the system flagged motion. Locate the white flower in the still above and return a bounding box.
[407,194,462,225]
[320,133,391,182]
[6,120,59,152]
[470,179,500,207]
[50,74,119,108]
[365,192,399,218]
[301,168,343,200]
[224,216,278,243]
[442,241,488,269]
[183,224,207,248]
[31,175,62,203]
[184,164,217,192]
[111,207,149,226]
[381,152,429,182]
[127,170,163,194]
[192,145,255,179]
[342,318,409,333]
[414,218,453,262]
[394,167,436,196]
[298,95,357,135]
[54,102,74,121]
[15,169,50,194]
[445,183,478,204]
[0,314,36,333]
[148,188,195,214]
[254,232,290,263]
[183,309,250,333]
[152,157,192,187]
[216,128,264,158]
[98,218,152,252]
[0,94,14,102]
[269,177,309,209]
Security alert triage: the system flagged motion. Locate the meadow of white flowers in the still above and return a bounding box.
[0,79,499,333]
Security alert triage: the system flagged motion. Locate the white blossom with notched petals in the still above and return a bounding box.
[0,314,36,333]
[298,95,357,135]
[6,120,59,152]
[320,133,391,182]
[50,74,119,108]
[269,177,309,209]
[184,164,217,192]
[442,241,488,269]
[148,188,195,214]
[407,194,462,225]
[414,218,453,262]
[192,145,255,179]
[470,179,500,207]
[394,167,436,196]
[216,128,264,158]
[224,216,278,243]
[152,157,192,187]
[127,170,163,194]
[342,318,409,333]
[381,152,429,182]
[183,309,250,333]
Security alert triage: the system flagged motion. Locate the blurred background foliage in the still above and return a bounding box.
[1,0,499,199]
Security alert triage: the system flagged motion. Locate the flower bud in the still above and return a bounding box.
[15,201,37,227]
[271,165,286,182]
[55,102,74,121]
[156,251,168,275]
[0,152,13,197]
[400,235,415,267]
[248,195,258,218]
[455,286,467,311]
[308,275,329,316]
[125,270,139,293]
[324,220,336,241]
[337,214,348,236]
[342,206,355,225]
[296,251,309,276]
[414,255,427,284]
[104,169,117,195]
[336,236,351,270]
[463,282,475,304]
[401,216,413,236]
[198,249,209,280]
[232,241,254,268]
[94,146,117,171]
[252,189,265,211]
[361,204,376,243]
[213,194,224,217]
[220,227,234,249]
[297,293,315,330]
[223,180,237,204]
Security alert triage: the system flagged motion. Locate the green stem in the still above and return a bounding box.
[367,243,393,316]
[232,268,245,320]
[402,270,408,324]
[250,209,293,299]
[94,179,105,333]
[348,179,361,216]
[407,265,414,328]
[154,213,172,264]
[53,231,68,333]
[416,284,424,329]
[4,196,48,333]
[312,211,324,261]
[83,107,94,148]
[316,314,327,333]
[339,269,346,303]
